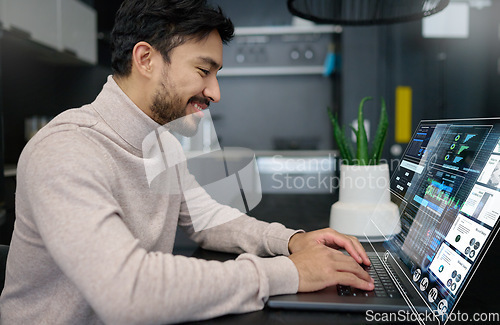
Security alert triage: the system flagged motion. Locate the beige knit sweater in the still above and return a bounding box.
[0,76,300,324]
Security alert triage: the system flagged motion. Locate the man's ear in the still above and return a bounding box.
[131,41,156,78]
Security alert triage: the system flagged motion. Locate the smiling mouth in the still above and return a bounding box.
[193,103,205,111]
[189,97,210,112]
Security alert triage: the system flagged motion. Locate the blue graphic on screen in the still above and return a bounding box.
[386,121,499,323]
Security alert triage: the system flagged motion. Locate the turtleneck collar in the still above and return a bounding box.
[91,75,160,151]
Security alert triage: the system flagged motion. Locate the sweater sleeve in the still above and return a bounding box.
[19,132,300,324]
[175,158,304,257]
[183,214,303,256]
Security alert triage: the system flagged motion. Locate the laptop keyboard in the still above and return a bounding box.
[337,256,407,298]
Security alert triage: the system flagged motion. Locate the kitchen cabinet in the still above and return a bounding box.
[0,0,59,50]
[219,24,341,77]
[60,0,97,64]
[0,0,97,64]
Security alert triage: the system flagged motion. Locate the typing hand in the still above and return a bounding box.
[288,244,375,293]
[288,228,371,266]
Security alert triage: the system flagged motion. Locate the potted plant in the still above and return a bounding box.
[327,96,388,166]
[327,97,401,241]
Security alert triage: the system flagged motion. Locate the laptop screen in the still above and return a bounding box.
[369,118,500,323]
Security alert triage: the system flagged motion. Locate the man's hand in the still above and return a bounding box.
[288,228,374,293]
[289,228,370,265]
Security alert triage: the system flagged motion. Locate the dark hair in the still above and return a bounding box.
[111,0,234,77]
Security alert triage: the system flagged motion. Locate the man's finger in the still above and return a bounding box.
[325,233,365,265]
[326,252,373,284]
[335,272,375,291]
[347,235,371,266]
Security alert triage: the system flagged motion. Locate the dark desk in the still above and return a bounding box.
[184,248,499,325]
[184,248,383,325]
[177,194,500,325]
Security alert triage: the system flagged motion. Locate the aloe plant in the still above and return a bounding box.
[327,97,388,165]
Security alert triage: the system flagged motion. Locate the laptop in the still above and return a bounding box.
[267,117,500,324]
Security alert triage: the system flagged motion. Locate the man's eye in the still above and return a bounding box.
[199,68,210,76]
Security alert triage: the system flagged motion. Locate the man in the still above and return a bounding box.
[0,0,374,324]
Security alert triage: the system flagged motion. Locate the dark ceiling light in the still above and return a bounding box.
[287,0,450,25]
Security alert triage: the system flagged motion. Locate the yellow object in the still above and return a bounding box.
[395,86,412,143]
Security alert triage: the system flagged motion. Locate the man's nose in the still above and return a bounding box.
[203,76,221,103]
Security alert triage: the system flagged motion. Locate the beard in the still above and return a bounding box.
[150,79,203,137]
[150,79,184,126]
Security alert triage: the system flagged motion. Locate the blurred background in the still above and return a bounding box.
[0,0,499,246]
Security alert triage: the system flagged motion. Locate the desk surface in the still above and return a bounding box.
[187,248,378,325]
[177,194,500,325]
[184,247,499,325]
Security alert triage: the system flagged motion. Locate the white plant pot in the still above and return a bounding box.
[329,163,401,241]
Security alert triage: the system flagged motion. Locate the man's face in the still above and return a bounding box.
[150,29,223,135]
